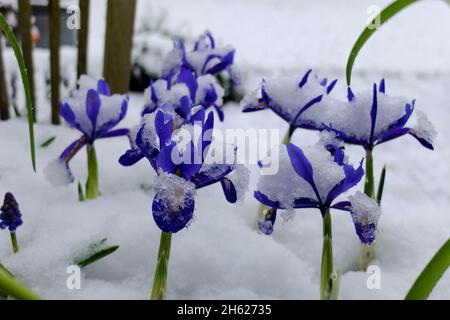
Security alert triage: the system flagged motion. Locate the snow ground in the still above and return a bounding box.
[1,0,449,299]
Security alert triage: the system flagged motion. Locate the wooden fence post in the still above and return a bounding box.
[49,0,60,125]
[77,0,89,78]
[103,0,136,94]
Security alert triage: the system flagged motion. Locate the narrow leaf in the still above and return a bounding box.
[346,0,419,85]
[74,238,119,268]
[40,136,57,148]
[376,165,387,205]
[405,238,450,300]
[78,180,85,202]
[0,13,36,171]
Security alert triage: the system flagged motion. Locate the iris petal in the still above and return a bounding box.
[152,193,195,233]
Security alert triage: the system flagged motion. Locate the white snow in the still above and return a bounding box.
[0,0,449,301]
[348,192,381,226]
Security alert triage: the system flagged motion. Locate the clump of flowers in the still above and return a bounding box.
[0,193,23,253]
[120,107,248,299]
[255,140,380,299]
[142,32,238,125]
[45,76,129,200]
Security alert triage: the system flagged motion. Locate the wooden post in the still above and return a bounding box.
[103,0,136,94]
[77,0,89,78]
[17,0,36,121]
[48,0,60,125]
[0,32,10,120]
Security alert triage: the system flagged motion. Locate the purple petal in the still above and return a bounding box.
[369,84,378,145]
[325,161,365,205]
[155,110,174,148]
[86,89,101,130]
[286,144,315,188]
[156,142,178,175]
[254,191,281,209]
[97,128,130,139]
[354,222,377,245]
[119,149,144,167]
[152,193,195,233]
[97,79,111,96]
[221,178,237,204]
[331,201,352,212]
[293,197,320,209]
[96,97,129,133]
[177,67,198,101]
[192,164,233,189]
[298,69,313,88]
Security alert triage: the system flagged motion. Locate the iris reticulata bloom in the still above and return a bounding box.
[143,67,226,123]
[162,31,238,83]
[45,76,129,188]
[242,69,337,132]
[255,142,380,245]
[120,108,247,233]
[324,80,436,151]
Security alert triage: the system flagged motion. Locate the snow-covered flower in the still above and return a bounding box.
[45,76,129,187]
[324,80,436,151]
[242,69,337,131]
[120,108,247,233]
[143,67,225,123]
[0,193,23,232]
[162,31,238,83]
[255,142,379,245]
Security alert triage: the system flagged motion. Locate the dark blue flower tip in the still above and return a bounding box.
[152,192,195,234]
[0,193,23,232]
[354,222,376,245]
[258,208,278,236]
[258,220,274,236]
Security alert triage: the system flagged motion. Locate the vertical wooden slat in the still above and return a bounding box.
[77,0,90,78]
[49,0,60,125]
[0,31,10,120]
[103,0,136,94]
[17,0,36,121]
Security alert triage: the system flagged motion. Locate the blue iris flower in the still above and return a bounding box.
[255,143,380,245]
[324,80,436,151]
[162,31,238,84]
[120,108,241,233]
[143,67,226,123]
[0,193,23,232]
[242,69,337,131]
[46,76,129,186]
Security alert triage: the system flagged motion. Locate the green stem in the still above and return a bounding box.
[85,144,100,200]
[320,209,335,300]
[405,238,450,300]
[0,266,41,300]
[361,150,376,270]
[364,150,375,198]
[10,233,19,254]
[151,232,172,300]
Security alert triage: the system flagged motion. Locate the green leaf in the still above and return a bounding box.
[0,265,41,300]
[78,180,85,202]
[12,101,22,117]
[346,0,419,86]
[405,238,450,300]
[74,238,119,268]
[0,13,36,171]
[40,136,57,148]
[376,165,387,205]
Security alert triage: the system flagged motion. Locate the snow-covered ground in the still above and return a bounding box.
[1,0,449,299]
